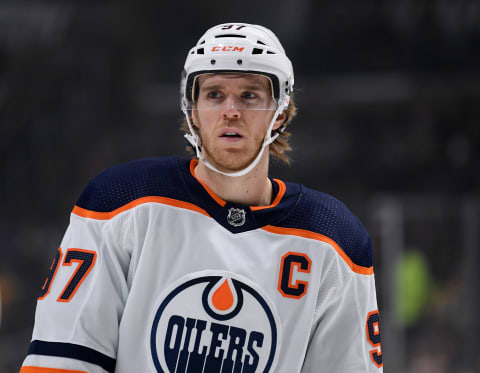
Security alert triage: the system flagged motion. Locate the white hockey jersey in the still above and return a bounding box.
[21,156,383,373]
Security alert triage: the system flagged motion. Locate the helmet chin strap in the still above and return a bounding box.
[182,100,287,178]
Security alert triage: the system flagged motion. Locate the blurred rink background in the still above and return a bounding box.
[0,1,479,372]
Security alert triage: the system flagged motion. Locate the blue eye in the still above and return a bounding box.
[207,91,223,99]
[242,91,257,99]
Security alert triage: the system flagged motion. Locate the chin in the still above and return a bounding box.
[212,160,249,173]
[203,145,261,173]
[209,154,254,173]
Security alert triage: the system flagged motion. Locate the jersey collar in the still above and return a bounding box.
[178,158,301,234]
[188,158,287,210]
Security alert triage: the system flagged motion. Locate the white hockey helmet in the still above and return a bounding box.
[180,23,294,177]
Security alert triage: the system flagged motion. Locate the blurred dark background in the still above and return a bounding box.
[1,1,479,372]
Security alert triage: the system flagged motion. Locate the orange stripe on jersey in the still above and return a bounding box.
[189,159,227,207]
[250,179,286,211]
[20,367,87,373]
[262,225,374,275]
[72,196,209,220]
[190,159,287,211]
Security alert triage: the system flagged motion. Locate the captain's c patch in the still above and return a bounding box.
[278,252,311,299]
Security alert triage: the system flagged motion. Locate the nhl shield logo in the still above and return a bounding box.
[149,271,281,373]
[227,208,246,227]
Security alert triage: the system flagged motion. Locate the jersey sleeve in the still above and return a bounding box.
[279,187,383,372]
[302,237,383,372]
[20,183,133,372]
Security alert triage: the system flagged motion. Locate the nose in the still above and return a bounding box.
[221,96,241,120]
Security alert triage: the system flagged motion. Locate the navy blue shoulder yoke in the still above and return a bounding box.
[76,156,193,212]
[276,186,373,269]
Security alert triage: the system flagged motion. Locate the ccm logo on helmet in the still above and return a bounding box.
[211,46,245,52]
[150,273,279,373]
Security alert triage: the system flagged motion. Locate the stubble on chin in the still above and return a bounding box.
[200,139,261,173]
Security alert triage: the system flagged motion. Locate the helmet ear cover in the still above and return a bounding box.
[186,70,281,104]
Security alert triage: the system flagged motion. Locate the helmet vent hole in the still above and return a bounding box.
[197,48,204,55]
[257,40,266,45]
[210,59,216,65]
[252,48,263,55]
[215,34,246,38]
[267,51,276,55]
[237,59,243,65]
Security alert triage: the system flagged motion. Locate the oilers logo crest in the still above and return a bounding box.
[149,271,280,373]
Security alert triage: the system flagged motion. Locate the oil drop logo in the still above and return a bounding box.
[207,278,238,315]
[149,271,280,373]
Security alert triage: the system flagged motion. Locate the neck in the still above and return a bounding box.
[194,153,273,206]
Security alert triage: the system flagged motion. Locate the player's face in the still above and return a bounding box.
[192,73,283,173]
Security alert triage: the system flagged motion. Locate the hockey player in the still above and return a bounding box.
[20,23,383,372]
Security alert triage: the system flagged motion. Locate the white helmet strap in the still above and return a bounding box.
[182,97,288,177]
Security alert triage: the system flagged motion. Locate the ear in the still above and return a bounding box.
[191,105,200,128]
[272,110,286,131]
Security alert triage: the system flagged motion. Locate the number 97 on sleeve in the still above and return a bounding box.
[38,247,97,303]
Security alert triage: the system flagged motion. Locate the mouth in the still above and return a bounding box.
[219,128,244,140]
